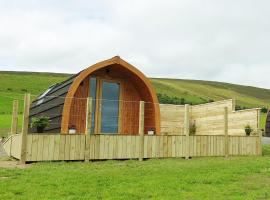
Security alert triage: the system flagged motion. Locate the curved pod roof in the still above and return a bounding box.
[61,56,160,134]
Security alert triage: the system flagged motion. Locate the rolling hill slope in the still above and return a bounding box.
[151,78,270,108]
[0,71,269,113]
[0,71,269,136]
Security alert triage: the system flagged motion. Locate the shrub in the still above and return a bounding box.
[157,93,186,105]
[244,125,253,136]
[236,105,248,111]
[261,107,268,113]
[6,88,12,91]
[21,88,28,92]
[31,116,50,133]
[190,121,196,135]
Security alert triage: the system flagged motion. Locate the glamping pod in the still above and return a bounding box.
[29,56,160,135]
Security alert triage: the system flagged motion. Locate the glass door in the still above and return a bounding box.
[100,81,120,133]
[89,77,97,134]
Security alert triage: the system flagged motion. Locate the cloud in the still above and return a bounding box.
[0,0,270,88]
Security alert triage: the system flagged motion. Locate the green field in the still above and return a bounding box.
[1,149,270,200]
[0,71,269,136]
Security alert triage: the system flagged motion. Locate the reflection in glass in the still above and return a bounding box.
[101,82,120,133]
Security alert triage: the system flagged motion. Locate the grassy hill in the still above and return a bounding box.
[0,71,269,136]
[152,78,270,109]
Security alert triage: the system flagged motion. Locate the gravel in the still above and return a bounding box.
[262,137,270,145]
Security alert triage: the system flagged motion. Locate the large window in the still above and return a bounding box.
[100,81,120,133]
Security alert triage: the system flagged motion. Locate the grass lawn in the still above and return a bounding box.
[0,114,22,137]
[1,150,270,199]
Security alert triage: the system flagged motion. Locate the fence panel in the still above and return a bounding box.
[228,136,260,155]
[26,134,86,161]
[11,134,21,159]
[4,134,259,162]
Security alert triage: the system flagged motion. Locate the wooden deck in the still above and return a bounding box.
[3,134,261,162]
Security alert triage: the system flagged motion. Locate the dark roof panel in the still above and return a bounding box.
[29,72,81,133]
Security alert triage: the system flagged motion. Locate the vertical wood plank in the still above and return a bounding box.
[152,135,157,158]
[122,135,127,158]
[74,135,80,160]
[64,135,70,160]
[257,109,262,155]
[147,136,153,158]
[48,135,55,160]
[42,135,50,161]
[21,93,30,164]
[11,100,19,135]
[69,135,76,160]
[196,136,200,157]
[113,136,117,159]
[108,136,114,159]
[99,135,105,159]
[94,135,100,159]
[53,135,60,160]
[105,135,110,159]
[31,135,38,161]
[80,135,86,160]
[136,135,140,158]
[59,135,65,160]
[88,135,93,159]
[37,135,44,161]
[84,135,90,161]
[171,136,176,157]
[139,101,145,161]
[224,107,229,158]
[126,135,132,158]
[26,135,32,161]
[118,136,123,159]
[143,136,148,158]
[184,104,190,159]
[85,97,92,134]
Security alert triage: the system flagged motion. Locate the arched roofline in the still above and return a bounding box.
[61,56,160,134]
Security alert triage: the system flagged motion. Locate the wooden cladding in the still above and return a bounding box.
[61,57,160,134]
[65,62,159,135]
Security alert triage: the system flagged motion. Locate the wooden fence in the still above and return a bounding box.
[2,95,262,163]
[3,134,261,162]
[3,134,21,160]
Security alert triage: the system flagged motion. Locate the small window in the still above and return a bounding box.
[36,88,52,105]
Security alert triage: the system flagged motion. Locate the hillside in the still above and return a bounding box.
[0,71,268,136]
[1,71,269,113]
[151,78,270,109]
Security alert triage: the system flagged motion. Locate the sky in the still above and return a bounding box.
[0,0,270,88]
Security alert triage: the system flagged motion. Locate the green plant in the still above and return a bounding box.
[261,107,268,113]
[244,124,253,136]
[31,116,50,133]
[190,121,196,135]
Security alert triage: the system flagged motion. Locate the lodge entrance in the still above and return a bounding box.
[89,77,121,134]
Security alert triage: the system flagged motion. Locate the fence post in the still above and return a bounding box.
[139,101,145,161]
[184,104,190,160]
[224,107,229,158]
[11,100,19,135]
[85,97,92,135]
[21,93,31,164]
[257,109,262,155]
